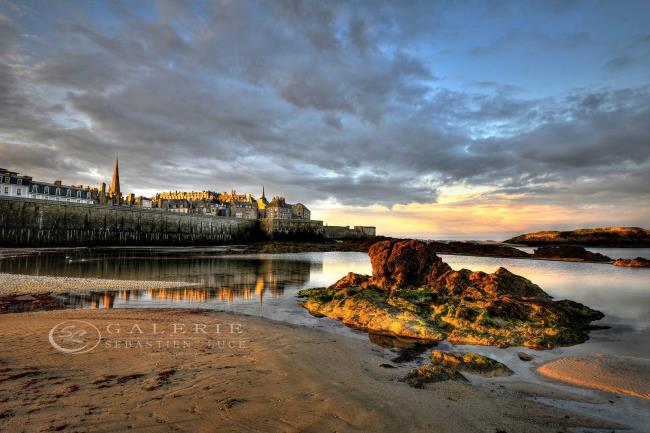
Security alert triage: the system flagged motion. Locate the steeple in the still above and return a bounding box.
[109,156,120,197]
[262,185,266,199]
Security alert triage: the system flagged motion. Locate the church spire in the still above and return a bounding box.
[262,185,265,199]
[109,156,120,198]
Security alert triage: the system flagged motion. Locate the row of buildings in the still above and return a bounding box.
[0,160,312,221]
[154,188,311,221]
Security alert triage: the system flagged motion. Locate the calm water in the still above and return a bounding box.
[1,247,648,356]
[2,247,648,430]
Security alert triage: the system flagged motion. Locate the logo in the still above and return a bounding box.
[49,320,101,354]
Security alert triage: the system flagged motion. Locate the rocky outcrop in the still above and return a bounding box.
[369,240,452,289]
[505,227,650,247]
[427,241,530,258]
[401,351,512,387]
[612,257,650,268]
[298,239,604,349]
[532,246,612,262]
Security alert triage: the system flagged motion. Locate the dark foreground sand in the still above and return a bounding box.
[0,309,623,433]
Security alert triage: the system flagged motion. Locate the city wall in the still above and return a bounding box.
[0,197,322,247]
[258,218,324,241]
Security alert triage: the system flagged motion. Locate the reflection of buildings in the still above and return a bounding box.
[47,253,316,308]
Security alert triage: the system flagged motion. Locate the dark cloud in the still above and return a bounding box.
[0,1,649,213]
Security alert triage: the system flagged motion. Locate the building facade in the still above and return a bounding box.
[228,199,259,219]
[265,196,293,220]
[291,203,311,220]
[1,168,97,204]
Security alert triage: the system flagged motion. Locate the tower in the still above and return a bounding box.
[257,185,269,218]
[108,157,122,204]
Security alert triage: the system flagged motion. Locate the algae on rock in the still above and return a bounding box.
[298,239,604,349]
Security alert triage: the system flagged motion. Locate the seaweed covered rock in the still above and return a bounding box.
[401,350,512,388]
[612,257,650,268]
[369,239,451,289]
[298,239,604,349]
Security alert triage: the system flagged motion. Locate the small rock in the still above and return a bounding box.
[517,352,534,361]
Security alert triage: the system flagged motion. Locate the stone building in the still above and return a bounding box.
[218,190,259,219]
[160,199,192,214]
[266,196,293,220]
[228,198,259,219]
[154,190,219,203]
[291,203,311,220]
[354,226,376,236]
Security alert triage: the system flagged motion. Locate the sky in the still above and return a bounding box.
[0,0,649,240]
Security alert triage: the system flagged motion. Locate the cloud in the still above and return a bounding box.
[605,55,636,70]
[0,0,648,230]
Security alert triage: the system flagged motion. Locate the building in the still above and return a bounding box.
[0,169,30,199]
[160,199,192,214]
[154,190,219,203]
[291,203,311,220]
[1,168,97,204]
[218,190,259,219]
[354,226,376,236]
[265,196,293,220]
[134,196,152,208]
[228,198,259,219]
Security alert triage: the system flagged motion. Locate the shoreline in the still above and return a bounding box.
[0,308,625,433]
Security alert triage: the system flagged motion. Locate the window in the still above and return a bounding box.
[77,191,82,198]
[87,192,92,199]
[66,190,71,197]
[17,179,22,185]
[32,185,38,193]
[56,188,61,196]
[16,188,21,196]
[44,186,50,194]
[3,186,8,194]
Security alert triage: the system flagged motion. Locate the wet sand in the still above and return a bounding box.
[0,309,620,433]
[537,355,650,399]
[0,273,197,296]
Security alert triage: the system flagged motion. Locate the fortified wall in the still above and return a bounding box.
[0,197,323,247]
[323,225,376,239]
[259,218,324,241]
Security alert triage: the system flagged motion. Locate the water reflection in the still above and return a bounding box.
[68,282,295,309]
[0,248,327,307]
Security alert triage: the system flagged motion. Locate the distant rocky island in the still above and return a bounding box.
[505,227,650,247]
[299,239,604,350]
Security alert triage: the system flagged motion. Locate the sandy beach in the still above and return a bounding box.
[537,355,650,399]
[0,308,622,433]
[0,273,197,296]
